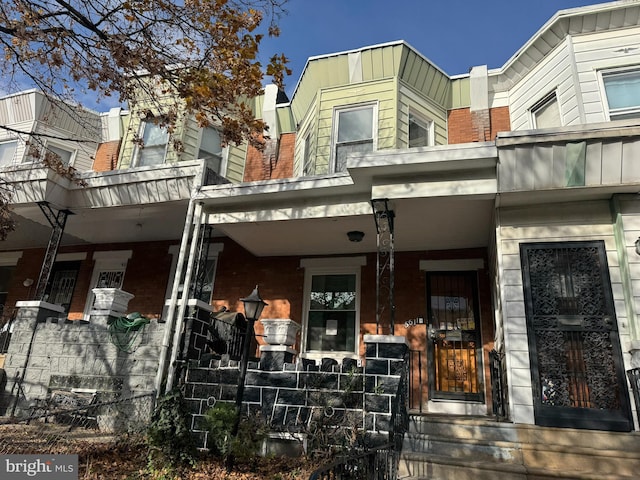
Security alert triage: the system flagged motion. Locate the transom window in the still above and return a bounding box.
[198,127,223,173]
[531,92,561,128]
[0,140,18,166]
[409,113,433,148]
[134,119,169,167]
[333,104,376,173]
[602,68,640,120]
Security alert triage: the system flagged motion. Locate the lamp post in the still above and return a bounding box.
[228,285,267,468]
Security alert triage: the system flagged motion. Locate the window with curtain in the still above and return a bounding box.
[602,68,640,120]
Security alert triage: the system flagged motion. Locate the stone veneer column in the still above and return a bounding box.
[363,334,408,441]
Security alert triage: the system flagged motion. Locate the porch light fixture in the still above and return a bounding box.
[347,230,365,242]
[636,237,640,256]
[240,285,268,321]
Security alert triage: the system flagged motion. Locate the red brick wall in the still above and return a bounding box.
[92,140,121,172]
[447,106,511,144]
[243,133,295,182]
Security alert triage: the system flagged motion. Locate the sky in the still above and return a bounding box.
[259,0,613,99]
[1,0,617,110]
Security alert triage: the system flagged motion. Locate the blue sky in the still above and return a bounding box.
[260,0,611,98]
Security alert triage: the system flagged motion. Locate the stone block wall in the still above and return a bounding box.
[184,335,408,452]
[0,302,166,415]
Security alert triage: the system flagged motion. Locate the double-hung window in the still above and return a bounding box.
[409,112,433,148]
[601,68,640,120]
[333,104,376,173]
[301,257,365,358]
[198,127,224,174]
[531,92,561,128]
[134,120,169,167]
[0,140,18,166]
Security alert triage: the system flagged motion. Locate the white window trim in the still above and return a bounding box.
[529,91,561,129]
[83,250,132,320]
[131,119,170,167]
[197,126,228,176]
[408,110,434,148]
[330,102,378,174]
[0,251,23,267]
[300,256,366,362]
[598,65,640,120]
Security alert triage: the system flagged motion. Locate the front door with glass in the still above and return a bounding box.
[426,271,484,402]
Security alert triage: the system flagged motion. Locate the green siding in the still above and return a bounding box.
[313,78,396,175]
[451,77,471,108]
[277,105,296,133]
[226,144,246,183]
[397,83,448,148]
[399,48,451,108]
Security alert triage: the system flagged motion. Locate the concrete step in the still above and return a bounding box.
[400,414,640,479]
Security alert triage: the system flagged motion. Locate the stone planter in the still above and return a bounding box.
[260,318,301,346]
[92,288,134,314]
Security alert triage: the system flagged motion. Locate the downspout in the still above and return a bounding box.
[154,161,207,397]
[164,201,204,393]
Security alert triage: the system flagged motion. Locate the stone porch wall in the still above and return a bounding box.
[0,302,165,415]
[184,335,409,451]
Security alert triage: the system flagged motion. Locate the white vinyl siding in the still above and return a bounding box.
[573,25,640,123]
[509,39,576,130]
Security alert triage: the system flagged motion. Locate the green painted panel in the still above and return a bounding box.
[451,77,471,108]
[226,143,246,183]
[277,106,296,133]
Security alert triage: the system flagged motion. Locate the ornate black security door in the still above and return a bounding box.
[520,241,633,431]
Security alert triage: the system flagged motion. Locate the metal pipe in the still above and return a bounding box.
[154,197,197,397]
[165,201,204,393]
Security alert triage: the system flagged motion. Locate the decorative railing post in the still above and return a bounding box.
[371,199,395,335]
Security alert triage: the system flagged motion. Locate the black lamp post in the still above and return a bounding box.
[228,286,267,468]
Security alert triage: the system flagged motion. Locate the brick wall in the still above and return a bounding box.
[243,133,295,182]
[447,106,511,144]
[92,140,121,172]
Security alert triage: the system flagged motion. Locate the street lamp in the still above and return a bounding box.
[228,285,267,470]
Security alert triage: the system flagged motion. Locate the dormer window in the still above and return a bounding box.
[46,144,75,166]
[333,104,377,173]
[133,119,169,167]
[601,68,640,120]
[531,92,561,129]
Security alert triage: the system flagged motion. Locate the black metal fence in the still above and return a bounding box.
[408,350,424,412]
[489,349,508,419]
[309,444,397,480]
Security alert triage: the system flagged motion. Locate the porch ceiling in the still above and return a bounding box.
[210,196,496,257]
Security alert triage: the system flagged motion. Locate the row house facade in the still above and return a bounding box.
[1,0,640,439]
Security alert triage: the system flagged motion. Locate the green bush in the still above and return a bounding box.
[204,403,267,460]
[147,389,196,467]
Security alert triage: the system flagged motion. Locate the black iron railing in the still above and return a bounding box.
[207,311,250,360]
[489,349,508,419]
[408,349,424,412]
[309,443,397,480]
[627,368,640,423]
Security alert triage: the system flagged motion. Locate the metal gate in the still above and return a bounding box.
[520,241,633,431]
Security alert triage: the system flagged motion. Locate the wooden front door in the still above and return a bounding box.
[520,241,633,431]
[426,271,484,402]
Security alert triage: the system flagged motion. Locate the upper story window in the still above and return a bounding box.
[409,112,434,148]
[46,143,75,166]
[302,132,313,176]
[531,92,561,129]
[133,119,169,167]
[601,68,640,120]
[333,104,376,173]
[0,140,18,166]
[198,127,224,173]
